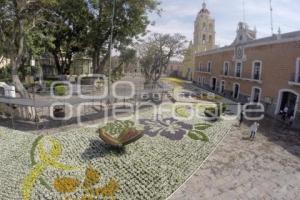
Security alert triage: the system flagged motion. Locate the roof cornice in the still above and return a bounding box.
[195,36,300,57]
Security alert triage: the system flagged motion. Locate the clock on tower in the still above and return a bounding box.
[236,46,244,60]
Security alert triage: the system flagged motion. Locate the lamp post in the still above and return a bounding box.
[108,0,116,103]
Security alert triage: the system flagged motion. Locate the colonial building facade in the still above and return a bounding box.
[194,21,300,125]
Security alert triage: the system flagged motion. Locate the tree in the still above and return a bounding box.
[0,0,57,98]
[139,33,187,84]
[86,0,160,74]
[118,47,136,72]
[40,0,91,75]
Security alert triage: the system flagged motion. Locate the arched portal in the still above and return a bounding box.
[275,89,299,117]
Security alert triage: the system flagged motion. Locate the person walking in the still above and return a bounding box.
[250,122,259,140]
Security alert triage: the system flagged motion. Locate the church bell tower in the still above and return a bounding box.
[194,2,215,53]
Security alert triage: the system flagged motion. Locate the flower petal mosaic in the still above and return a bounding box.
[0,108,234,199]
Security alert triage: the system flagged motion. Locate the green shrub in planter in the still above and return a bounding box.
[55,85,67,96]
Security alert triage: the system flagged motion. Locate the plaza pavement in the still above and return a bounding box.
[168,117,300,200]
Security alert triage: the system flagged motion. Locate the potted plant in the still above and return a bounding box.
[98,125,143,148]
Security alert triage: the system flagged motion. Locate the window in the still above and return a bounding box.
[235,62,242,77]
[223,62,229,76]
[252,61,262,80]
[296,58,300,83]
[207,61,212,72]
[202,35,206,44]
[198,62,202,71]
[233,83,240,99]
[220,81,225,94]
[251,87,261,103]
[211,77,217,90]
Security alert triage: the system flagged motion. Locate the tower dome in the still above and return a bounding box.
[199,2,210,15]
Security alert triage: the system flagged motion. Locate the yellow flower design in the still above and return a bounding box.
[55,167,119,200]
[22,137,120,200]
[22,137,78,200]
[83,167,101,189]
[53,177,81,193]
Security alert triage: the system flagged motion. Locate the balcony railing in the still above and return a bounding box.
[220,71,262,83]
[195,67,211,73]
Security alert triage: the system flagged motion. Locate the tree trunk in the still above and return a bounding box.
[94,50,110,74]
[12,65,28,98]
[143,65,152,84]
[92,49,100,74]
[64,52,73,75]
[11,17,35,120]
[52,51,62,75]
[12,18,28,98]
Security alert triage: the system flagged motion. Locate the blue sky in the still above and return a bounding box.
[148,0,300,46]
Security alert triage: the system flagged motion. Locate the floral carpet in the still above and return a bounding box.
[0,107,234,200]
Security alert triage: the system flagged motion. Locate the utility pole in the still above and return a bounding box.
[269,0,274,34]
[108,0,116,102]
[242,0,246,23]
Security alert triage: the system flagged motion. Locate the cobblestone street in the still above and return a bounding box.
[169,118,300,200]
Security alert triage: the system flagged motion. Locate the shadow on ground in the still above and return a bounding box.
[81,139,126,161]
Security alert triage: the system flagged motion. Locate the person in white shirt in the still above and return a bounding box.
[250,122,259,140]
[283,106,289,120]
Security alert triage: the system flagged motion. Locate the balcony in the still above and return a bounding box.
[195,67,211,74]
[288,73,300,86]
[220,71,262,84]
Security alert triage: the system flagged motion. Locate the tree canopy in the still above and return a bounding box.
[86,0,160,73]
[139,33,187,84]
[0,0,58,97]
[0,0,160,97]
